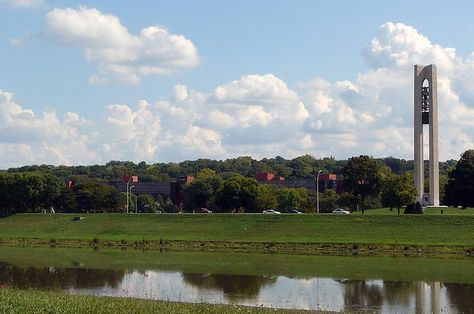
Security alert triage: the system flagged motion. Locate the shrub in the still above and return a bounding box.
[404,201,423,214]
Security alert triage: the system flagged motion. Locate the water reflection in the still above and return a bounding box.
[0,260,473,312]
[382,281,413,307]
[0,262,125,289]
[444,283,474,314]
[338,279,384,312]
[182,273,277,301]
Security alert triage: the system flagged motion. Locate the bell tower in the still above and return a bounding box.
[414,64,439,206]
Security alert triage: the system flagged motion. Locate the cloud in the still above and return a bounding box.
[104,101,163,160]
[7,0,44,8]
[96,74,311,161]
[45,6,200,84]
[4,21,474,167]
[101,97,225,161]
[207,74,309,147]
[363,22,459,71]
[297,22,474,160]
[9,32,36,47]
[88,75,110,86]
[64,111,90,126]
[9,37,26,46]
[0,90,97,166]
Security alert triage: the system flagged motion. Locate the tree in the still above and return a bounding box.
[255,184,278,212]
[14,173,47,212]
[215,175,259,212]
[445,150,474,207]
[337,192,358,211]
[319,189,339,213]
[102,187,121,212]
[439,174,448,204]
[42,174,64,211]
[289,155,317,180]
[73,183,121,212]
[0,172,66,213]
[137,194,157,213]
[74,188,95,213]
[184,169,223,210]
[160,196,177,213]
[342,155,381,214]
[277,188,308,212]
[381,173,417,214]
[0,173,15,214]
[56,187,77,213]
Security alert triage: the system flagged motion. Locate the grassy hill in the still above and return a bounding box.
[0,212,473,249]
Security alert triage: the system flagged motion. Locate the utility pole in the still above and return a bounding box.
[316,170,322,214]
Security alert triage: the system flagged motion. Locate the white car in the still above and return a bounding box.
[332,208,350,215]
[263,209,281,214]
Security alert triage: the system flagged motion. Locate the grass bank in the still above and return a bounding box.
[356,207,474,215]
[0,213,473,255]
[0,288,318,314]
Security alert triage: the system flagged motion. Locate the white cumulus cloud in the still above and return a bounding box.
[4,21,474,167]
[0,90,96,166]
[45,6,200,84]
[298,22,474,160]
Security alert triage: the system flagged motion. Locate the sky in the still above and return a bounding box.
[1,0,474,168]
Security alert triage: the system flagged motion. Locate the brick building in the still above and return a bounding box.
[255,172,342,193]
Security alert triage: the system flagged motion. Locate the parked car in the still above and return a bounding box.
[332,208,350,215]
[196,208,212,213]
[262,209,281,214]
[287,209,303,214]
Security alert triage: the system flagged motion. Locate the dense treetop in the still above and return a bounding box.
[0,153,468,214]
[2,155,457,182]
[445,150,474,208]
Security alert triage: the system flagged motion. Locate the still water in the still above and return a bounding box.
[0,247,473,313]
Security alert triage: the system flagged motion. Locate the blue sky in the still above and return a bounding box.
[1,0,474,167]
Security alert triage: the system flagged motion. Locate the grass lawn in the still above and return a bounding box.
[0,288,316,314]
[0,212,473,247]
[358,207,474,215]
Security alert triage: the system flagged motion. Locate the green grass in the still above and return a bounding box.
[357,207,474,215]
[0,213,473,247]
[0,288,317,314]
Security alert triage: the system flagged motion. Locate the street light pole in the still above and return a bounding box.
[126,177,132,214]
[316,170,322,214]
[130,185,135,213]
[135,192,138,213]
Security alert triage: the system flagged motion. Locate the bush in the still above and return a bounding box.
[404,201,423,214]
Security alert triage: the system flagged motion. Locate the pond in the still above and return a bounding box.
[0,247,473,313]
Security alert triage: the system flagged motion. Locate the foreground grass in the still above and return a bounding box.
[0,288,317,314]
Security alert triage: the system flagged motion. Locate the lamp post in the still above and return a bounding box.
[130,185,135,213]
[126,177,132,214]
[316,170,322,214]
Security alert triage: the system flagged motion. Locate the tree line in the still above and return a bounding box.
[5,155,456,183]
[0,172,173,215]
[1,151,473,215]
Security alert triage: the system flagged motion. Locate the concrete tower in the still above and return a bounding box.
[414,64,439,206]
